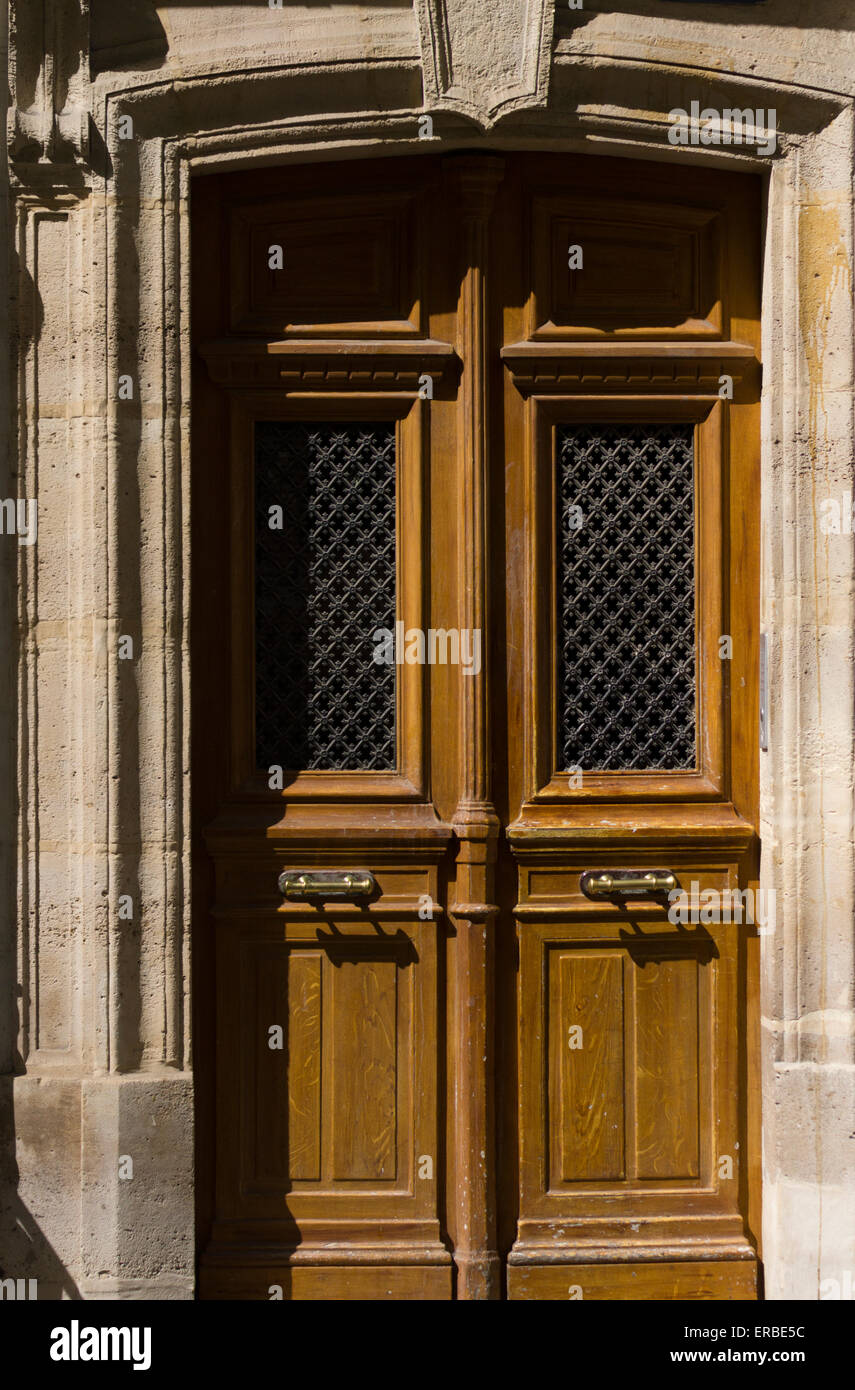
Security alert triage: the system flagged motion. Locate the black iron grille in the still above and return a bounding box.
[557,423,697,772]
[254,421,397,772]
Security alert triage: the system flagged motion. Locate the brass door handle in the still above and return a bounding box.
[278,868,377,901]
[580,869,678,899]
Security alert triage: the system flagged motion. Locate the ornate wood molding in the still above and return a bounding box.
[444,155,505,1301]
[198,338,458,391]
[502,340,761,396]
[507,801,756,853]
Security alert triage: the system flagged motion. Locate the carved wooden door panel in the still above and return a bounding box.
[191,153,761,1300]
[192,157,459,1301]
[495,155,762,1301]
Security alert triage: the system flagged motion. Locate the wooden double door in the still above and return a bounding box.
[192,152,762,1300]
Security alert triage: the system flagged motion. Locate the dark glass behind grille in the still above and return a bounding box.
[557,423,696,772]
[254,421,397,772]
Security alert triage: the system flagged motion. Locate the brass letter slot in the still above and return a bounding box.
[580,869,678,900]
[278,868,378,902]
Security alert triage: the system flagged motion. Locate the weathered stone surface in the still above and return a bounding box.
[417,0,554,127]
[80,1075,194,1298]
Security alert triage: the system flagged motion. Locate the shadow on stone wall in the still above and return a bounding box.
[90,0,168,77]
[564,0,855,32]
[0,1082,82,1299]
[0,152,78,1299]
[0,246,78,1304]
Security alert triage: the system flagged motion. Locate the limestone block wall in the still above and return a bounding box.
[0,0,853,1300]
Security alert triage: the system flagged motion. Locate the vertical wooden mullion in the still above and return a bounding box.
[445,155,505,1300]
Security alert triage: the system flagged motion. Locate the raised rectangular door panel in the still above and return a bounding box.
[508,849,754,1296]
[509,1261,758,1301]
[219,916,436,1216]
[635,956,701,1181]
[331,954,399,1182]
[531,196,722,339]
[284,950,323,1183]
[199,854,452,1299]
[235,942,405,1194]
[551,952,626,1184]
[228,184,426,337]
[202,1265,454,1302]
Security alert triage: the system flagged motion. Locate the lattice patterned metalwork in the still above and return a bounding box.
[254,421,397,771]
[557,423,696,772]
